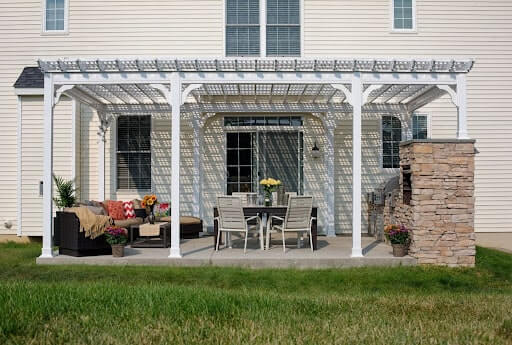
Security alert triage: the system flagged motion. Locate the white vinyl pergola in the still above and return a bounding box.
[38,57,474,259]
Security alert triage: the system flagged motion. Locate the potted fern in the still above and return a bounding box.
[53,175,77,210]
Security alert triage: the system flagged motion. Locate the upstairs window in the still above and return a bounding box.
[117,116,151,191]
[392,0,415,31]
[226,0,260,56]
[382,116,402,169]
[266,0,300,56]
[44,0,68,33]
[412,114,429,139]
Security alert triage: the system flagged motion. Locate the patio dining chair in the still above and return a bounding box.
[215,196,261,253]
[268,196,314,252]
[232,192,258,206]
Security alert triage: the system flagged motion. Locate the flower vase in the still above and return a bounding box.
[111,244,125,257]
[148,205,155,224]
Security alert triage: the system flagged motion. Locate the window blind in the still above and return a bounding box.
[117,116,151,190]
[266,0,300,56]
[226,0,260,56]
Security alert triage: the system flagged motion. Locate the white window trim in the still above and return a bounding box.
[411,113,431,139]
[389,0,417,34]
[223,0,303,57]
[41,0,69,35]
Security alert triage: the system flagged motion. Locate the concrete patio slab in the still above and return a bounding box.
[36,236,416,269]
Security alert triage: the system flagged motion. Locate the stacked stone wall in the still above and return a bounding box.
[386,140,476,267]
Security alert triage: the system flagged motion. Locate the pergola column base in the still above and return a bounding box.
[39,248,55,258]
[168,248,182,258]
[351,248,363,258]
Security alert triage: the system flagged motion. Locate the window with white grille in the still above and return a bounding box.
[44,0,68,33]
[412,114,429,139]
[266,0,300,56]
[392,0,415,31]
[226,0,260,56]
[382,116,402,168]
[116,116,151,190]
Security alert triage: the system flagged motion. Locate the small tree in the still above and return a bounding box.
[53,175,77,210]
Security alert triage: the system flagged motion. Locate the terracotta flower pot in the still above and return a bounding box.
[392,244,408,257]
[111,244,125,257]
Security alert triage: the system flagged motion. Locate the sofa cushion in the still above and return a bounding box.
[158,216,201,225]
[100,200,110,215]
[123,201,136,219]
[131,199,142,209]
[87,205,106,216]
[107,201,125,220]
[114,217,143,228]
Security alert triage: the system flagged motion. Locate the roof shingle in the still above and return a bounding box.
[14,67,44,88]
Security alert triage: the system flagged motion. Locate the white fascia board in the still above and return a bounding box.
[15,88,44,95]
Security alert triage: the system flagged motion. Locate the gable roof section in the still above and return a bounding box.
[13,67,44,88]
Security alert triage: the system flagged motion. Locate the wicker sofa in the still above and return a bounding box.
[55,210,145,257]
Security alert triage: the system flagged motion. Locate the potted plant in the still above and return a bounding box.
[259,178,282,206]
[384,224,410,257]
[141,194,158,224]
[53,175,77,210]
[104,226,128,257]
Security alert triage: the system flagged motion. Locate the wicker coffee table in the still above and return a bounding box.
[129,222,170,248]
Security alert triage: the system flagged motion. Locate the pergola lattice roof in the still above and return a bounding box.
[36,57,472,111]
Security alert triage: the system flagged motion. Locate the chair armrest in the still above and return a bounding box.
[245,215,260,224]
[271,215,284,222]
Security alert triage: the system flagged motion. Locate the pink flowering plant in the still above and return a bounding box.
[384,224,410,245]
[104,226,128,246]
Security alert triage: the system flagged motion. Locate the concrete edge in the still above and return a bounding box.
[36,256,417,269]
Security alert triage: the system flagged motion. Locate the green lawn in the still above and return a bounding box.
[1,243,511,345]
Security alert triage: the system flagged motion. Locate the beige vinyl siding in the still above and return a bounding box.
[19,96,73,235]
[1,0,511,234]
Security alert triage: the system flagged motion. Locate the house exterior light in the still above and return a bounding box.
[311,142,321,158]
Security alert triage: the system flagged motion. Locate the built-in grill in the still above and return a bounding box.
[367,175,399,240]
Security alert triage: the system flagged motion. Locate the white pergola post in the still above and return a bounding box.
[351,73,363,257]
[41,73,55,258]
[324,114,336,237]
[192,114,204,220]
[456,74,469,139]
[97,112,106,201]
[169,73,182,258]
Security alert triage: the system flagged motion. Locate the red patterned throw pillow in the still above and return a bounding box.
[107,201,126,221]
[123,201,136,219]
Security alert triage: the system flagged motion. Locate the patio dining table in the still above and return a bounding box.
[213,206,318,250]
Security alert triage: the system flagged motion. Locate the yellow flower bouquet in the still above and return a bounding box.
[260,178,281,205]
[141,194,159,223]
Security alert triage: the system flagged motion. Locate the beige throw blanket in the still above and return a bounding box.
[139,222,165,236]
[67,207,113,239]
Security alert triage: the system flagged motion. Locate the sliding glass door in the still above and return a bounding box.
[226,131,303,195]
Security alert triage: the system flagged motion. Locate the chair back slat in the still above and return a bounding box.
[217,196,245,230]
[284,196,313,230]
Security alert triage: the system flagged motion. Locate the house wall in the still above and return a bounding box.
[1,0,511,235]
[19,96,76,236]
